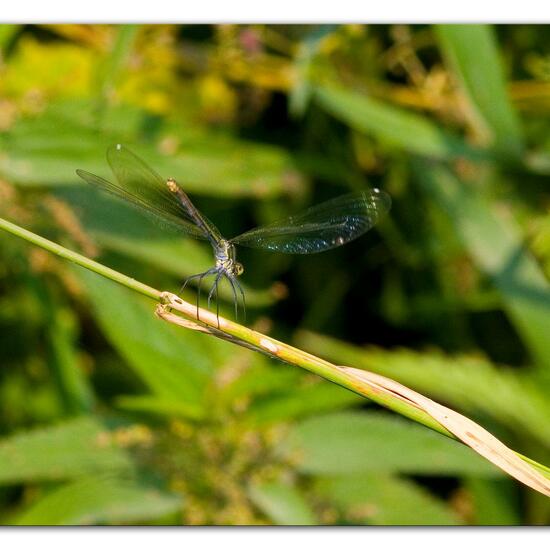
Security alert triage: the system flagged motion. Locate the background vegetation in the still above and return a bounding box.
[1,24,550,525]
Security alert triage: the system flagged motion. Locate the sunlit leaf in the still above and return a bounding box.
[116,395,205,420]
[436,25,523,158]
[317,474,462,525]
[246,381,363,425]
[314,84,483,161]
[0,417,133,485]
[0,25,21,51]
[249,480,317,525]
[279,411,500,476]
[296,331,550,447]
[13,476,181,525]
[0,101,302,198]
[1,36,96,99]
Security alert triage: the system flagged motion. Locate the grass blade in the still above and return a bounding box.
[436,25,523,158]
[96,25,139,101]
[314,84,482,161]
[415,161,550,381]
[0,25,20,52]
[289,25,337,117]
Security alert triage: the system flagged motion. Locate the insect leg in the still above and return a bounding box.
[233,277,246,322]
[225,274,240,320]
[181,268,216,320]
[207,272,222,309]
[216,282,220,329]
[179,273,202,295]
[207,273,222,328]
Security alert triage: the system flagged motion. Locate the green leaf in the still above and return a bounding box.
[314,84,481,161]
[466,478,520,525]
[415,161,550,382]
[219,360,303,403]
[279,411,500,476]
[289,25,338,117]
[76,268,222,413]
[0,25,20,51]
[0,100,301,198]
[116,395,205,420]
[296,331,550,447]
[436,25,523,158]
[0,113,106,185]
[0,417,133,485]
[247,381,363,425]
[13,476,181,525]
[317,474,462,525]
[96,25,140,101]
[249,480,317,525]
[43,298,94,415]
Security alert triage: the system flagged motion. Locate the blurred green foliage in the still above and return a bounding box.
[1,23,550,525]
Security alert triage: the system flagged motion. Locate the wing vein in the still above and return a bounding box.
[231,190,390,254]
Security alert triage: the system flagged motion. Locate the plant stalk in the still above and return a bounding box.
[0,217,160,301]
[2,215,550,488]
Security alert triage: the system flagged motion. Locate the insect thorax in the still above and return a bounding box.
[215,240,243,276]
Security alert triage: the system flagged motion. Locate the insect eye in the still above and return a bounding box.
[235,263,244,276]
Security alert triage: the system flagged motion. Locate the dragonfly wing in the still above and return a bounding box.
[75,169,205,238]
[231,189,391,254]
[76,144,208,240]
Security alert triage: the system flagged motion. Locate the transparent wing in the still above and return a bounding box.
[231,189,391,254]
[76,144,211,240]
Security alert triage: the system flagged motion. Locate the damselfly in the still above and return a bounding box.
[76,144,391,323]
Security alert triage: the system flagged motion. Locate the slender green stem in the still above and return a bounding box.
[159,292,455,438]
[2,215,550,486]
[0,217,160,301]
[0,214,454,437]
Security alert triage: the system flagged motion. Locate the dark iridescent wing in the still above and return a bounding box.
[231,189,391,254]
[76,144,215,240]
